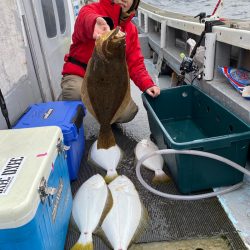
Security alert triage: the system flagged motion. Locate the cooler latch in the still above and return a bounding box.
[38,177,57,204]
[56,138,70,159]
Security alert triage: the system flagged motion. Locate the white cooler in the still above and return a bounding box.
[0,126,72,250]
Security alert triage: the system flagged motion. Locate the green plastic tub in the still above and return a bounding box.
[142,85,250,194]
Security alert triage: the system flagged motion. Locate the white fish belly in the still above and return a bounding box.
[90,140,122,171]
[135,139,164,171]
[72,174,108,240]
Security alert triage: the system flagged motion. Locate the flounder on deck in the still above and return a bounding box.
[98,175,148,250]
[81,27,133,149]
[71,174,112,250]
[135,139,171,184]
[88,140,122,183]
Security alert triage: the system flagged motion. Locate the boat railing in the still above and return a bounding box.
[137,1,250,125]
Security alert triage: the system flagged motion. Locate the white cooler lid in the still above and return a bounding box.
[0,126,63,229]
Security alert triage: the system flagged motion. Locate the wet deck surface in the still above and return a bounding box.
[65,136,246,249]
[130,236,232,250]
[65,65,247,249]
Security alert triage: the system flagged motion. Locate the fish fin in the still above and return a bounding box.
[130,201,149,246]
[111,76,131,124]
[81,74,97,120]
[71,232,93,250]
[98,189,114,226]
[97,125,116,149]
[71,242,93,250]
[152,169,171,184]
[93,189,114,249]
[89,190,113,249]
[104,170,118,184]
[69,214,80,234]
[104,147,123,183]
[93,227,113,249]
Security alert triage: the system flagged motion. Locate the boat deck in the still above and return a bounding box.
[65,60,249,249]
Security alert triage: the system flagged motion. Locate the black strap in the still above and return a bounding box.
[68,56,87,69]
[0,88,11,129]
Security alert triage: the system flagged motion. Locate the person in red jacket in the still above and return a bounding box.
[61,0,160,122]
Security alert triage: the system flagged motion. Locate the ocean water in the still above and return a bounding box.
[143,0,250,20]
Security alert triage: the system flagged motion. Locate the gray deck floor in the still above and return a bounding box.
[65,62,247,249]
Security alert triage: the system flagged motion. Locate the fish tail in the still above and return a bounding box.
[152,169,171,184]
[97,125,116,149]
[104,169,118,183]
[71,242,93,250]
[71,234,93,250]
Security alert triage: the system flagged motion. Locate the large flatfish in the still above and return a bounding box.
[135,139,171,184]
[98,175,148,250]
[81,27,131,149]
[71,174,112,250]
[88,140,123,183]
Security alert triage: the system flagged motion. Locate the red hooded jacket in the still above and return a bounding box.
[62,0,155,92]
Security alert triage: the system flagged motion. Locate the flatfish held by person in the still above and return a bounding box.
[81,27,134,149]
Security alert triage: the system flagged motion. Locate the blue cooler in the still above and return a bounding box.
[13,101,86,180]
[0,127,72,250]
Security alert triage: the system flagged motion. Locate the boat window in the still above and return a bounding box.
[41,0,57,38]
[55,0,66,34]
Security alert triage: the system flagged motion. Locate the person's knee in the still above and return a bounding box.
[62,85,81,100]
[61,75,83,101]
[115,100,138,123]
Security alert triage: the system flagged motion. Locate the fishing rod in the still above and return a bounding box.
[178,0,225,85]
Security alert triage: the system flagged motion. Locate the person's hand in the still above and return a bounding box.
[146,86,160,98]
[93,17,111,40]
